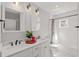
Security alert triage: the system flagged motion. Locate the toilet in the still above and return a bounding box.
[50,44,59,57]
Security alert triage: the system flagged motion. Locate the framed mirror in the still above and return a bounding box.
[30,13,40,31]
[4,8,20,31]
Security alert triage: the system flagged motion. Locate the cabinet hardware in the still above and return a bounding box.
[35,47,39,50]
[0,20,4,22]
[2,20,5,29]
[75,26,79,28]
[45,46,47,48]
[35,54,39,57]
[0,20,5,28]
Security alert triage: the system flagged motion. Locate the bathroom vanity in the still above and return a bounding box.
[1,39,50,57]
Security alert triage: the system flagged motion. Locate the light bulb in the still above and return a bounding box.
[27,3,31,10]
[35,8,39,15]
[13,2,19,6]
[56,5,59,8]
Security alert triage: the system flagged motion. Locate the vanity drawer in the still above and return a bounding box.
[9,48,32,57]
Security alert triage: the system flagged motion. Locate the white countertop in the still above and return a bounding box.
[1,39,49,57]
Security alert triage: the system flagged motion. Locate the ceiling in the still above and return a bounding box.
[33,2,77,15]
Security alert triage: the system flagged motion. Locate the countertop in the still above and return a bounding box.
[1,39,49,57]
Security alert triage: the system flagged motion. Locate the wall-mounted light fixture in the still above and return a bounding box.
[12,2,19,6]
[26,3,39,15]
[27,3,31,10]
[35,8,39,15]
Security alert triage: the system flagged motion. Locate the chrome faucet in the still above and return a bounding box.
[9,40,23,46]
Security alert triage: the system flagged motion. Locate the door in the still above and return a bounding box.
[53,15,78,57]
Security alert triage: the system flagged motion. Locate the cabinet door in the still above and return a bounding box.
[0,22,1,42]
[32,45,41,57]
[9,48,32,57]
[0,22,2,52]
[0,3,1,37]
[40,42,50,57]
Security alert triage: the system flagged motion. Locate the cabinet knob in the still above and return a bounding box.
[45,46,47,48]
[75,26,79,28]
[35,54,39,57]
[35,47,38,50]
[3,21,5,29]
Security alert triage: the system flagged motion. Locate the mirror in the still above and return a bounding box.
[4,8,20,31]
[30,14,40,31]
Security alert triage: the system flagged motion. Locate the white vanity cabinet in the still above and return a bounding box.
[8,40,50,57]
[33,41,50,57]
[32,45,41,57]
[8,48,33,57]
[40,41,50,57]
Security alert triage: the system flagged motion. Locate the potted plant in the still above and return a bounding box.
[25,31,33,44]
[25,31,33,40]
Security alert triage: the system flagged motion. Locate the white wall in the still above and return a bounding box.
[51,3,77,15]
[49,3,78,19]
[32,3,50,39]
[1,2,50,45]
[2,31,26,46]
[39,10,50,39]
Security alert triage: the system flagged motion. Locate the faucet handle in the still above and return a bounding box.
[15,40,18,45]
[19,40,23,44]
[9,42,13,46]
